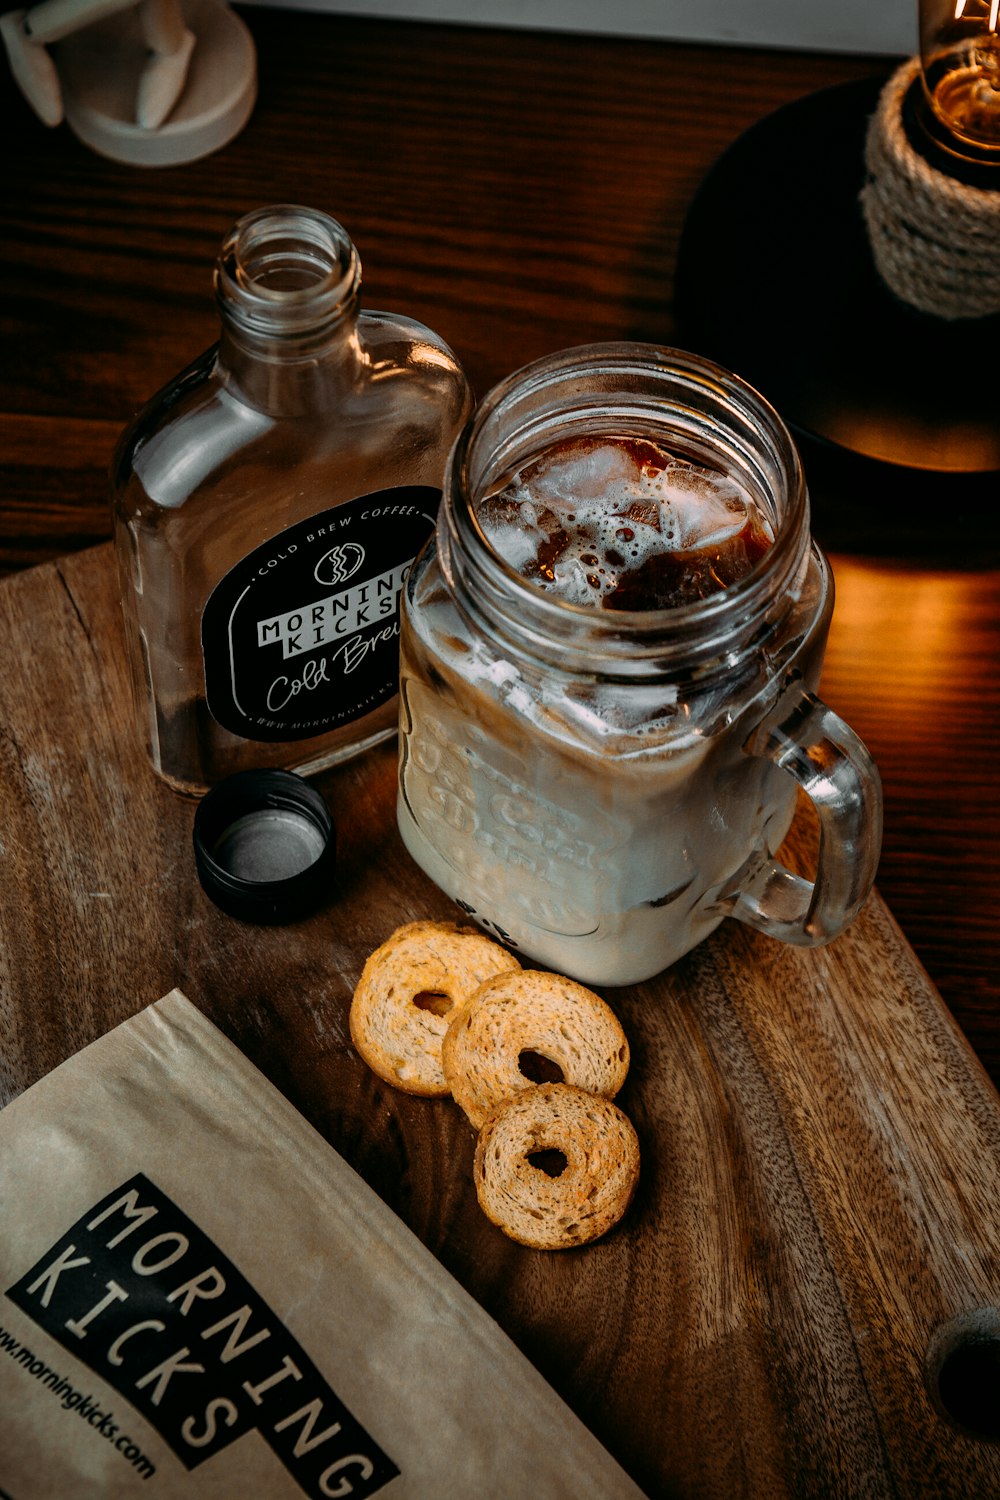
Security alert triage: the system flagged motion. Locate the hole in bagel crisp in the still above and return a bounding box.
[938,1340,1000,1438]
[526,1149,568,1178]
[412,990,452,1017]
[928,1310,1000,1440]
[518,1050,564,1084]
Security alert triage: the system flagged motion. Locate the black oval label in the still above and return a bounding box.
[202,487,439,742]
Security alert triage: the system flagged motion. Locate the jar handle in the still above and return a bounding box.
[728,687,883,945]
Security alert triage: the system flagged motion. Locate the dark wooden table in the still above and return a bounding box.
[3,13,1000,1497]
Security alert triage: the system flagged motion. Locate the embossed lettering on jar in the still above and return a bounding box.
[397,344,882,986]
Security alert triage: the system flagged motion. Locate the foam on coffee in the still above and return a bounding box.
[478,436,773,610]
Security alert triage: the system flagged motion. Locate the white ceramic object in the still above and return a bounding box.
[2,0,256,165]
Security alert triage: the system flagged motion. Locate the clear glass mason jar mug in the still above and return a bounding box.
[396,344,883,986]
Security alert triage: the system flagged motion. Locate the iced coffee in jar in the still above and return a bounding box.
[397,344,882,985]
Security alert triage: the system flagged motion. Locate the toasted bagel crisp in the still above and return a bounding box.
[474,1083,640,1250]
[349,921,520,1096]
[442,969,629,1129]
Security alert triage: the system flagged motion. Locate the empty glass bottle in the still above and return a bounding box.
[112,205,472,796]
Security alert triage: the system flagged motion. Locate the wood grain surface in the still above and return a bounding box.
[2,11,1000,1496]
[2,542,1000,1499]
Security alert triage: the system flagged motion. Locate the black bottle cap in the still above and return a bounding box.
[193,769,336,924]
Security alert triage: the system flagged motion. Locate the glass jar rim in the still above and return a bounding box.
[442,342,810,670]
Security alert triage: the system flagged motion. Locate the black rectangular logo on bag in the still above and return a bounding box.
[6,1174,399,1497]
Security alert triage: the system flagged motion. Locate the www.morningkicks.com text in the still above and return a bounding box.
[0,1322,155,1479]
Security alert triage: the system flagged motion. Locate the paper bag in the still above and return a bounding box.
[0,990,645,1498]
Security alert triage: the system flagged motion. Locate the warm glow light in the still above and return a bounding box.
[921,0,1000,153]
[954,0,1000,30]
[821,558,983,751]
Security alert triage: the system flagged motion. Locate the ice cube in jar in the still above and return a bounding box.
[477,436,774,610]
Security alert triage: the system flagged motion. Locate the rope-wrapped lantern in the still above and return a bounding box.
[862,58,1000,318]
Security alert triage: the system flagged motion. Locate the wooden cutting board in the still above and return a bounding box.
[2,543,999,1499]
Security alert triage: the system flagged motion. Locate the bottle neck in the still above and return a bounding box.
[213,205,364,414]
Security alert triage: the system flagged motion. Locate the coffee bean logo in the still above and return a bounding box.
[314,542,365,587]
